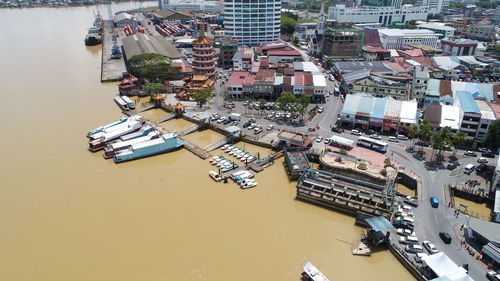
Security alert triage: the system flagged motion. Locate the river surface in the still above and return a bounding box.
[0,4,413,281]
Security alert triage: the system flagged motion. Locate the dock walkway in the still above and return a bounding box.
[178,123,202,137]
[204,136,234,152]
[155,113,176,124]
[135,102,156,113]
[181,139,211,160]
[101,20,127,82]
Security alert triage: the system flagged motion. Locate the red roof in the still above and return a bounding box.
[384,61,408,73]
[284,67,295,76]
[404,56,432,67]
[294,72,304,85]
[363,29,382,48]
[267,50,301,56]
[304,72,313,86]
[362,46,389,53]
[398,48,424,57]
[259,40,289,50]
[227,71,254,85]
[255,69,276,82]
[260,58,269,68]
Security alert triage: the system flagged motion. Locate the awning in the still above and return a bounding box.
[364,216,394,232]
[422,252,467,277]
[482,242,500,264]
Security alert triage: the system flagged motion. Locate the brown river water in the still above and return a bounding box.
[0,4,413,281]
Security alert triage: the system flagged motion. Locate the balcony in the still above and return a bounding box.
[193,58,217,64]
[193,65,216,71]
[193,46,213,51]
[193,52,215,58]
[461,119,479,125]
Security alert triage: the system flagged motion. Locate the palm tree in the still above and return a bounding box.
[418,119,432,152]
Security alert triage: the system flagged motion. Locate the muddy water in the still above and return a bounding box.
[397,184,416,197]
[0,4,413,281]
[454,197,492,220]
[183,130,225,148]
[159,118,194,132]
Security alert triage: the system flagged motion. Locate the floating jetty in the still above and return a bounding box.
[100,20,127,82]
[296,169,396,223]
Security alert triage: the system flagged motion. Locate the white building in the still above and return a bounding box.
[416,0,449,14]
[475,100,496,144]
[312,74,327,97]
[223,0,281,46]
[378,28,439,49]
[416,23,455,39]
[328,4,429,26]
[411,65,429,102]
[158,0,217,12]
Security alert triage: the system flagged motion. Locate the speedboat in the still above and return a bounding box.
[247,156,255,162]
[241,181,257,189]
[222,144,230,150]
[209,171,222,182]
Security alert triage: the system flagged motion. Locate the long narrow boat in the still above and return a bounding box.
[302,263,330,281]
[103,131,160,159]
[89,115,142,140]
[87,117,128,137]
[119,125,153,142]
[113,133,184,163]
[120,96,136,110]
[89,117,143,152]
[114,96,129,110]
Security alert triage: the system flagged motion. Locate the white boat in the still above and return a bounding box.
[302,262,330,281]
[241,181,257,189]
[231,170,248,177]
[114,96,129,110]
[89,116,144,152]
[120,96,136,110]
[89,115,142,140]
[209,171,222,182]
[246,156,255,162]
[222,144,230,150]
[87,117,128,137]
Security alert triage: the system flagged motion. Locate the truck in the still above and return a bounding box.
[229,113,241,121]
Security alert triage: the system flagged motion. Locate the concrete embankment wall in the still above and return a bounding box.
[388,242,427,281]
[450,187,493,204]
[319,160,387,186]
[397,172,418,190]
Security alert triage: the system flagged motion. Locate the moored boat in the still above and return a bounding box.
[89,116,143,152]
[114,96,129,110]
[113,133,184,163]
[240,180,257,189]
[89,115,142,140]
[103,131,160,159]
[87,117,127,137]
[302,262,330,281]
[221,163,239,173]
[209,171,222,182]
[121,96,136,110]
[120,125,153,142]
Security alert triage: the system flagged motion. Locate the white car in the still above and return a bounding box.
[396,228,415,237]
[397,135,409,141]
[351,129,361,136]
[267,125,274,131]
[247,124,256,130]
[318,107,324,113]
[477,157,488,164]
[388,136,398,142]
[370,134,381,140]
[422,240,439,254]
[316,136,323,143]
[217,117,226,123]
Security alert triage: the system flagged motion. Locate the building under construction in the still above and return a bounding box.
[322,21,364,58]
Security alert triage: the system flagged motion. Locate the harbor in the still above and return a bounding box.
[0,3,424,281]
[100,19,127,82]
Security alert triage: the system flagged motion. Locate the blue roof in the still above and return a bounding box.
[364,216,394,232]
[457,91,480,114]
[371,97,387,119]
[357,95,374,115]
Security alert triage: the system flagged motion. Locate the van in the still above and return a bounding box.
[439,232,452,244]
[464,164,475,174]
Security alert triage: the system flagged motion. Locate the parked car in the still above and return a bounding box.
[477,157,488,164]
[476,164,487,172]
[266,125,274,131]
[242,122,251,128]
[324,139,331,144]
[388,136,398,142]
[430,197,439,208]
[291,119,300,125]
[365,129,375,135]
[254,128,263,134]
[351,130,361,136]
[396,228,415,237]
[397,135,409,141]
[447,162,458,170]
[439,232,452,244]
[332,127,343,133]
[464,151,477,157]
[482,151,494,158]
[210,114,220,121]
[316,136,323,143]
[217,116,226,124]
[318,107,324,113]
[248,124,256,130]
[233,120,239,126]
[403,196,419,207]
[486,271,500,281]
[393,220,414,231]
[414,253,429,264]
[222,118,232,125]
[422,240,439,254]
[370,134,381,140]
[405,244,423,254]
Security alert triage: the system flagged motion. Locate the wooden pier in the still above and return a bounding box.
[181,139,211,160]
[100,20,127,82]
[155,113,177,124]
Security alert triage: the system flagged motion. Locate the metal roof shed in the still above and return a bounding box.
[422,252,468,278]
[456,91,481,114]
[225,126,240,135]
[371,97,388,120]
[364,216,394,232]
[482,242,500,265]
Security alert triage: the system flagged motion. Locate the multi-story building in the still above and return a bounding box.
[308,3,326,57]
[415,0,449,14]
[216,37,238,68]
[416,23,455,39]
[159,0,217,12]
[455,91,482,143]
[223,0,281,46]
[226,71,254,100]
[467,24,496,42]
[475,99,496,144]
[232,48,254,71]
[342,71,410,100]
[378,29,439,49]
[322,21,364,58]
[192,36,216,78]
[295,23,317,42]
[441,38,478,56]
[411,65,429,103]
[328,4,429,26]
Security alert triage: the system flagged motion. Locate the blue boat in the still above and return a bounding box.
[113,133,184,163]
[87,117,127,137]
[221,163,239,173]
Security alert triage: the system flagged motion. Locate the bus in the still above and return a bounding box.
[357,136,388,153]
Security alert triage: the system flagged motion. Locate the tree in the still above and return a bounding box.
[431,126,453,159]
[418,119,432,151]
[281,14,297,36]
[296,94,311,119]
[409,124,419,149]
[126,53,180,82]
[142,82,164,96]
[451,131,467,156]
[277,91,297,112]
[192,88,212,108]
[449,2,465,8]
[482,119,500,152]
